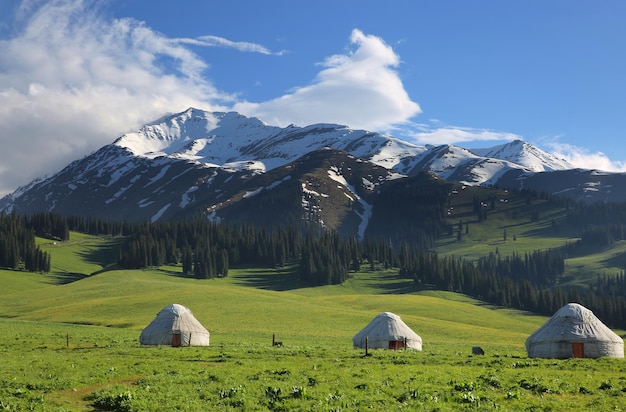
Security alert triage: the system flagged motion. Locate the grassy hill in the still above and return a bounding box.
[3,232,626,410]
[3,233,545,350]
[436,184,626,285]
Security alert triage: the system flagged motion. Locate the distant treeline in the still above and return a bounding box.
[110,215,626,329]
[5,193,626,329]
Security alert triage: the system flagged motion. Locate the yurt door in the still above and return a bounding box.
[572,342,584,358]
[172,333,182,347]
[389,340,404,350]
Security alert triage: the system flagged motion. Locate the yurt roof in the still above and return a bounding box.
[140,303,210,346]
[527,303,622,344]
[353,312,422,348]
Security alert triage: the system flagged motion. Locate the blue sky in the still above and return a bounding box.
[0,0,625,195]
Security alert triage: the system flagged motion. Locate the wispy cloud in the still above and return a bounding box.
[233,29,422,131]
[0,0,233,195]
[177,35,286,56]
[410,124,521,146]
[546,141,626,172]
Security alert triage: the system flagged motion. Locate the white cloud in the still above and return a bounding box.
[177,35,286,56]
[6,1,622,202]
[546,142,626,172]
[410,124,521,146]
[0,2,422,198]
[0,0,232,196]
[233,29,421,130]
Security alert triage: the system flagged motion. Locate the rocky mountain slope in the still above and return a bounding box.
[2,108,624,237]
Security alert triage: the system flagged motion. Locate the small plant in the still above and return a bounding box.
[218,385,244,399]
[479,374,501,388]
[599,380,613,390]
[265,386,283,405]
[519,378,551,394]
[450,380,476,391]
[505,390,520,399]
[290,385,306,399]
[88,388,135,412]
[397,389,419,403]
[458,391,480,404]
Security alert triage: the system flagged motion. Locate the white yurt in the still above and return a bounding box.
[353,312,422,350]
[526,303,624,359]
[140,304,210,347]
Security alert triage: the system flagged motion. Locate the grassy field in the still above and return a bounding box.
[2,233,626,410]
[3,319,626,411]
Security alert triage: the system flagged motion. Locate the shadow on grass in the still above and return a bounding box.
[158,268,197,280]
[51,263,122,284]
[603,253,626,271]
[75,237,125,273]
[367,274,429,294]
[520,223,580,240]
[155,267,301,291]
[230,266,304,291]
[52,272,89,285]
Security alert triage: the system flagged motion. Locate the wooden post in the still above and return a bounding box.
[365,336,369,356]
[272,333,275,347]
[66,333,69,348]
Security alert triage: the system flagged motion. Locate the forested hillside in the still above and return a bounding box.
[5,181,626,329]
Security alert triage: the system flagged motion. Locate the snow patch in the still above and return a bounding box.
[361,177,375,191]
[206,209,221,223]
[151,203,171,222]
[179,186,199,208]
[106,184,133,204]
[138,198,154,208]
[243,187,263,198]
[327,167,372,240]
[267,175,291,190]
[144,164,171,187]
[107,161,136,186]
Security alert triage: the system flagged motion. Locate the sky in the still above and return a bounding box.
[0,0,625,196]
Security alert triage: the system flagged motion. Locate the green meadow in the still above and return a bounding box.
[2,233,626,411]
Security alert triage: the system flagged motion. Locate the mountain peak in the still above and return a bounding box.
[114,108,271,159]
[2,109,617,225]
[473,140,573,172]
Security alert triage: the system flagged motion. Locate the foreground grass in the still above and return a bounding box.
[2,233,626,410]
[2,320,626,411]
[2,267,626,410]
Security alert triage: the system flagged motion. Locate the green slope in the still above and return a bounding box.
[0,263,545,351]
[3,203,624,353]
[436,185,626,281]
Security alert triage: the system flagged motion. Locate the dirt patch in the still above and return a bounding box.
[47,376,142,411]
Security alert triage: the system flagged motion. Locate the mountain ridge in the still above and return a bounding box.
[2,107,625,235]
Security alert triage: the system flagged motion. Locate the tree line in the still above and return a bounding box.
[6,188,626,329]
[0,213,53,272]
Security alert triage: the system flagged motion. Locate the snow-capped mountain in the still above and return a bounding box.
[0,107,622,236]
[113,108,428,175]
[472,140,574,172]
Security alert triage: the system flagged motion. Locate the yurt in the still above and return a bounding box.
[353,312,422,350]
[526,303,623,359]
[140,304,210,347]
